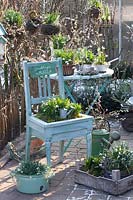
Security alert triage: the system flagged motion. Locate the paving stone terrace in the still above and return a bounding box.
[0,119,133,200]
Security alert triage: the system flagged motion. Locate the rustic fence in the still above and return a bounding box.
[0,84,26,150]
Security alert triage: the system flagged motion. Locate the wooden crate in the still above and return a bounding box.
[75,169,133,195]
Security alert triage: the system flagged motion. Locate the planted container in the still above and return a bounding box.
[94,49,109,73]
[11,161,52,194]
[12,173,48,194]
[75,168,133,195]
[54,49,75,76]
[75,143,133,195]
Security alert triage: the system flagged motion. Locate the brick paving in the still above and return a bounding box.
[0,120,133,200]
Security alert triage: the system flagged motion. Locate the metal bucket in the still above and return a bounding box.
[12,173,48,194]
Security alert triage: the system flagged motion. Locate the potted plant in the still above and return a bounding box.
[101,143,133,178]
[94,48,109,72]
[54,49,75,75]
[75,143,133,195]
[4,9,23,27]
[74,48,96,75]
[36,97,82,122]
[11,160,53,194]
[41,13,60,35]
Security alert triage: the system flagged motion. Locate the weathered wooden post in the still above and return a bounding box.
[0,23,7,64]
[0,23,7,86]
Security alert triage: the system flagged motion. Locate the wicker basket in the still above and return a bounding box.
[63,64,74,76]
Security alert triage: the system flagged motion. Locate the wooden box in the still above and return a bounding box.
[75,169,133,195]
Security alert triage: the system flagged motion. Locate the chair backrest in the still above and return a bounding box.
[23,58,65,117]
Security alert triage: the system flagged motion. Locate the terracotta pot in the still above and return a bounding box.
[30,138,44,153]
[63,64,75,76]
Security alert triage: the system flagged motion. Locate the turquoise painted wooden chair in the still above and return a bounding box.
[23,58,94,165]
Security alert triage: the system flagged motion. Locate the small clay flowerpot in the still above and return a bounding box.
[40,24,60,35]
[63,64,75,76]
[30,138,44,153]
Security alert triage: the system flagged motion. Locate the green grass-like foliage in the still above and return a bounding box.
[83,143,133,177]
[44,13,59,24]
[94,48,107,65]
[14,160,49,176]
[4,9,23,27]
[52,33,68,49]
[83,156,103,176]
[74,48,95,65]
[88,0,103,8]
[54,49,74,65]
[101,143,133,176]
[36,97,82,122]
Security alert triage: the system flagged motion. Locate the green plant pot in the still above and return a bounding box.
[92,129,109,156]
[12,173,49,194]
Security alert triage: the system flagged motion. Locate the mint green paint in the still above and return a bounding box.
[15,174,48,194]
[0,36,7,43]
[92,129,109,156]
[23,59,94,166]
[0,23,7,35]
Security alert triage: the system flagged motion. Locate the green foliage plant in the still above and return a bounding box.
[94,48,107,65]
[36,97,82,122]
[52,33,68,49]
[74,48,95,65]
[88,0,103,9]
[4,9,23,27]
[101,143,133,177]
[14,160,50,176]
[43,13,60,24]
[101,4,111,24]
[111,80,131,105]
[54,49,74,65]
[82,143,133,178]
[83,156,103,176]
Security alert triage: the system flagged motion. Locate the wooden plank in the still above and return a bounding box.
[0,154,10,168]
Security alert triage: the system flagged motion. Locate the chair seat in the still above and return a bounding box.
[28,114,93,142]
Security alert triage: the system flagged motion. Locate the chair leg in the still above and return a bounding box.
[25,126,31,161]
[59,140,64,163]
[86,132,92,158]
[45,139,51,166]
